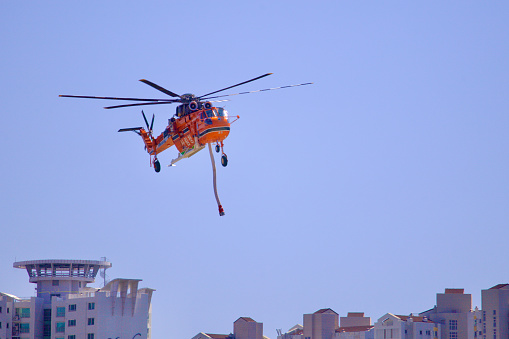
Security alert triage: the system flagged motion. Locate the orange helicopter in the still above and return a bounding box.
[60,73,312,215]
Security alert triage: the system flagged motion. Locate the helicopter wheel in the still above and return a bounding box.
[154,159,161,173]
[221,154,228,167]
[215,144,220,153]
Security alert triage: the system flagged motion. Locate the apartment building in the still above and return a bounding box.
[0,259,154,339]
[374,313,440,339]
[420,288,481,339]
[481,284,509,339]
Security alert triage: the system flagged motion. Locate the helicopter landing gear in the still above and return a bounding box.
[217,141,228,167]
[153,157,161,173]
[221,154,228,167]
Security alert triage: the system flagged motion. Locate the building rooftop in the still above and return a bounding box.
[336,325,374,333]
[205,334,231,339]
[14,259,112,283]
[395,315,431,322]
[489,284,509,290]
[314,308,338,315]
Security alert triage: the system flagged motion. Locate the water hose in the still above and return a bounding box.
[208,143,225,216]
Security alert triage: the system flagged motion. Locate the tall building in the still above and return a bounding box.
[420,288,482,339]
[481,284,509,339]
[303,309,339,339]
[0,259,154,339]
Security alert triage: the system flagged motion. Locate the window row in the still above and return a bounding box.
[56,303,95,317]
[56,318,95,330]
[0,322,31,333]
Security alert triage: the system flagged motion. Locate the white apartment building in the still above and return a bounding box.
[420,288,482,339]
[0,259,154,339]
[374,313,440,339]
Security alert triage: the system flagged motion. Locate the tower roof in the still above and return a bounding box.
[14,259,112,283]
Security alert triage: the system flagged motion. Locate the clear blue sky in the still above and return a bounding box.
[1,1,508,338]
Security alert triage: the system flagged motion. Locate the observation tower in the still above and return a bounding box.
[13,259,112,304]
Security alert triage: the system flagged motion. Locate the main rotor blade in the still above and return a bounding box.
[104,101,179,110]
[59,94,174,102]
[199,73,273,98]
[139,79,182,98]
[150,114,155,131]
[201,82,314,100]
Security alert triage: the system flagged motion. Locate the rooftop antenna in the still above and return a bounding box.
[100,257,110,287]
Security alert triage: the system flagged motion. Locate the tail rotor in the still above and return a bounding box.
[142,110,155,139]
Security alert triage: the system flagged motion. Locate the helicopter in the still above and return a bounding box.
[60,73,312,215]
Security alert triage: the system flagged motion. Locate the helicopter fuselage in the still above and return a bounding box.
[142,106,231,157]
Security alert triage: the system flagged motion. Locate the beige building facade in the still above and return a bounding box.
[481,284,509,339]
[303,309,339,339]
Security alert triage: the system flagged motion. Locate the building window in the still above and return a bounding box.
[494,317,497,327]
[450,332,458,339]
[449,320,458,331]
[68,319,76,327]
[0,306,2,313]
[56,322,65,333]
[88,303,95,310]
[7,308,9,313]
[0,321,2,328]
[68,304,76,312]
[68,335,76,339]
[493,310,496,315]
[20,323,30,333]
[56,307,65,317]
[19,308,30,318]
[88,318,95,326]
[87,333,95,339]
[52,280,59,286]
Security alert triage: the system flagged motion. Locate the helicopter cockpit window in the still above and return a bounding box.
[217,107,228,118]
[206,110,215,118]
